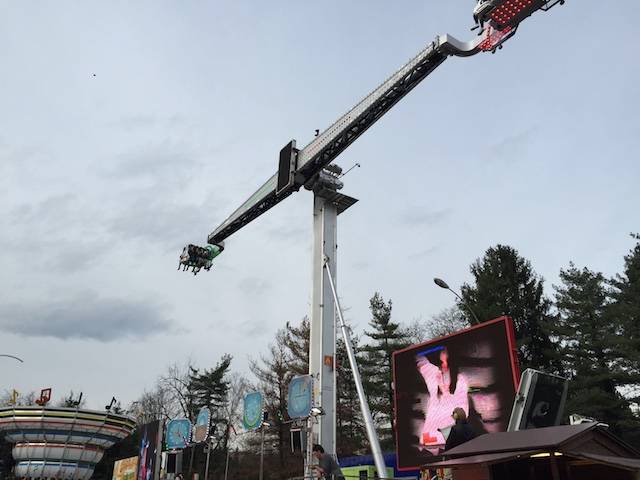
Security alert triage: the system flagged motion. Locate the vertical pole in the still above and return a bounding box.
[204,439,211,480]
[259,426,266,480]
[223,408,235,480]
[223,445,231,480]
[155,419,164,480]
[309,192,338,459]
[304,416,314,480]
[324,261,387,479]
[188,446,195,480]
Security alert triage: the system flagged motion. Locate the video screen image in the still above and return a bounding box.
[393,317,519,470]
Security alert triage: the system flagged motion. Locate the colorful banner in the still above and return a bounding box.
[287,375,313,419]
[112,456,138,480]
[165,418,192,450]
[242,392,264,431]
[193,407,211,443]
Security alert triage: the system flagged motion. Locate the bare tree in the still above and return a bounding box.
[249,328,292,468]
[227,375,250,431]
[403,316,431,345]
[427,306,469,338]
[159,360,198,421]
[129,383,175,424]
[403,307,468,345]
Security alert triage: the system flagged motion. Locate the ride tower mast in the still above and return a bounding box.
[179,0,566,474]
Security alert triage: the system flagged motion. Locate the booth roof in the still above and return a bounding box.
[443,423,597,458]
[422,423,640,472]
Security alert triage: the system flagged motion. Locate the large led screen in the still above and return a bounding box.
[393,316,520,470]
[136,420,160,480]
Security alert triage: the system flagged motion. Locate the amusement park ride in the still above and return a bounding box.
[179,0,565,476]
[0,390,135,480]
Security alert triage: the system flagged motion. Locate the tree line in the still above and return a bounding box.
[248,234,640,461]
[2,235,638,479]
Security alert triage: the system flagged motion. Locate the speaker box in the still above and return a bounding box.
[508,368,569,431]
[290,428,306,453]
[165,451,183,474]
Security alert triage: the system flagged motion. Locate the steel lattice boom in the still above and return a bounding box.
[179,0,564,273]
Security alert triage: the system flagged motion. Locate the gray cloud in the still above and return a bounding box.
[265,222,307,243]
[109,115,158,130]
[2,194,112,272]
[0,292,174,341]
[485,128,538,163]
[238,318,270,337]
[0,137,43,171]
[109,145,202,182]
[8,194,88,230]
[103,143,230,251]
[398,208,452,227]
[408,245,440,259]
[108,194,222,253]
[108,114,185,131]
[237,277,272,296]
[351,260,370,271]
[44,240,114,273]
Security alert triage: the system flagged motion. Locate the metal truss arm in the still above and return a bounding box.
[207,34,484,244]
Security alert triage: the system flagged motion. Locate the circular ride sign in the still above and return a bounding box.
[243,392,264,431]
[193,407,211,443]
[166,418,192,450]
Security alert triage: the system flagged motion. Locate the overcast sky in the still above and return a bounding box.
[1,1,638,410]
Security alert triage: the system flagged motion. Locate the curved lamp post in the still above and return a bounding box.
[433,278,481,325]
[0,354,24,363]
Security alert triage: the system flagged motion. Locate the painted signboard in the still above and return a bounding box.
[193,407,211,443]
[165,418,192,450]
[113,456,138,480]
[287,375,313,419]
[243,392,264,431]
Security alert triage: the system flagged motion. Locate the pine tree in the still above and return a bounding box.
[336,335,367,456]
[553,264,638,440]
[610,234,640,403]
[460,244,557,371]
[360,292,409,448]
[284,315,366,455]
[188,355,232,451]
[284,317,310,376]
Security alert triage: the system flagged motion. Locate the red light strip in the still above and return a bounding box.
[490,0,534,24]
[478,26,513,51]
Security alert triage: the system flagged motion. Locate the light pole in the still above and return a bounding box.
[259,422,270,480]
[433,278,481,325]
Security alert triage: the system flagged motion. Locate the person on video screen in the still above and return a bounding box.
[416,346,469,445]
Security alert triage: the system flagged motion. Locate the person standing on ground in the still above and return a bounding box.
[312,444,345,480]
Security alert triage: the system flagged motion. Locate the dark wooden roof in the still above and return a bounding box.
[443,423,597,457]
[422,423,640,472]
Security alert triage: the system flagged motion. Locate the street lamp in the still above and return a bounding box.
[433,278,481,325]
[259,421,271,480]
[0,354,24,363]
[310,407,325,417]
